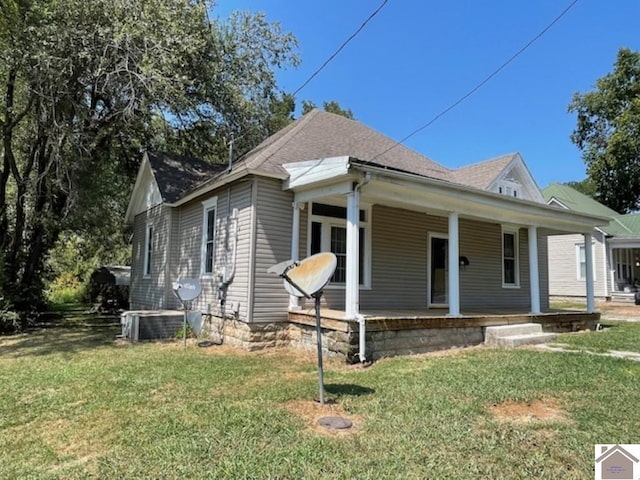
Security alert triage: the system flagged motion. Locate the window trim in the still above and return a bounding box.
[200,197,218,278]
[143,222,153,278]
[501,227,520,288]
[576,243,596,281]
[307,201,371,289]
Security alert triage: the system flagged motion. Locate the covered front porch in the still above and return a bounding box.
[282,156,608,362]
[288,307,600,363]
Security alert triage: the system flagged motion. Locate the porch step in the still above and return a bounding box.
[485,323,556,348]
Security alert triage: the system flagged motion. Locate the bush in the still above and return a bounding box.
[174,322,196,340]
[46,272,86,305]
[0,297,21,334]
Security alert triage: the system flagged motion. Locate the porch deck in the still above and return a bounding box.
[287,307,600,362]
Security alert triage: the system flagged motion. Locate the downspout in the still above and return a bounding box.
[353,172,371,363]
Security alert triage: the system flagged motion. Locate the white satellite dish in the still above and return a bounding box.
[171,278,202,348]
[172,278,202,302]
[283,252,337,298]
[268,252,337,404]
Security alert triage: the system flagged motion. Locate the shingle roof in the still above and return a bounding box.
[450,153,517,190]
[154,110,531,202]
[147,151,226,203]
[235,109,452,180]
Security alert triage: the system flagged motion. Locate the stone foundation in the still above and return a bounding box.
[132,310,600,363]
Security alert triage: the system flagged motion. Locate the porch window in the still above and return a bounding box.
[308,202,370,287]
[201,197,218,276]
[143,223,153,278]
[576,243,596,280]
[502,228,519,287]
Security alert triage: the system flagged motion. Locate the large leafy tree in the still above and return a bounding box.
[0,0,298,328]
[569,48,640,213]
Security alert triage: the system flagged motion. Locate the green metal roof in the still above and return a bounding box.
[542,183,640,237]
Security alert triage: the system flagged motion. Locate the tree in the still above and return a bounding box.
[301,100,355,119]
[564,178,597,199]
[569,48,640,213]
[0,0,298,329]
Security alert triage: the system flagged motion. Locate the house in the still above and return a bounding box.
[542,183,640,301]
[124,110,607,362]
[595,444,639,480]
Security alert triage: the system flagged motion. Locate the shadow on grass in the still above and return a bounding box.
[0,305,121,358]
[325,383,375,397]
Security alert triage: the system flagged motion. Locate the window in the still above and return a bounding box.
[201,197,217,276]
[502,228,519,287]
[497,179,521,198]
[308,202,370,287]
[143,223,153,277]
[576,243,596,280]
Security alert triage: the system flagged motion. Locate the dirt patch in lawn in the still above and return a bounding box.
[489,398,568,424]
[285,400,364,436]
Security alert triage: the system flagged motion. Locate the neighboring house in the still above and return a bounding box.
[542,183,640,301]
[125,110,606,361]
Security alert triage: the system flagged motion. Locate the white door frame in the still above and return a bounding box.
[427,232,449,307]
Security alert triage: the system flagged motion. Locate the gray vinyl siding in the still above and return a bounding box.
[130,204,171,309]
[173,181,253,320]
[547,230,607,298]
[300,204,549,313]
[251,177,294,323]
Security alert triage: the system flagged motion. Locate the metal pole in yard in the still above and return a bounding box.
[314,292,325,405]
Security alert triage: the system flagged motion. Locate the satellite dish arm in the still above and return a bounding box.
[281,273,312,300]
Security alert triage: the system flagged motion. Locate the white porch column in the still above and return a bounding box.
[448,212,461,317]
[528,226,541,314]
[584,232,595,313]
[289,202,301,310]
[345,187,360,319]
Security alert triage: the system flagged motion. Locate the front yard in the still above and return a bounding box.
[0,308,639,479]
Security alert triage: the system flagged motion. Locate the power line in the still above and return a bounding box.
[368,0,580,164]
[232,0,389,159]
[292,0,389,97]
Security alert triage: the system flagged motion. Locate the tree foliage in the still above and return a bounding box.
[301,100,355,119]
[0,0,298,330]
[569,48,640,213]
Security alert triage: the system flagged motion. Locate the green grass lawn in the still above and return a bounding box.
[1,311,639,479]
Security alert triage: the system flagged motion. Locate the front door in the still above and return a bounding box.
[429,234,448,306]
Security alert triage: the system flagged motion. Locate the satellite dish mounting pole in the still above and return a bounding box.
[312,290,325,405]
[268,253,337,406]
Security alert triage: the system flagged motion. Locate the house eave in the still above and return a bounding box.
[169,166,287,207]
[282,158,609,233]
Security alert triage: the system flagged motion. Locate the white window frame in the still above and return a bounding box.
[576,243,596,281]
[497,179,521,198]
[307,201,371,289]
[200,197,218,278]
[143,222,153,278]
[502,226,520,288]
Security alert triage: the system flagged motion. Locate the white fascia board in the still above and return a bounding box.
[283,156,350,190]
[607,237,640,248]
[547,197,569,209]
[354,163,609,232]
[293,181,355,204]
[125,153,163,224]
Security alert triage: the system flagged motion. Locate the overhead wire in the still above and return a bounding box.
[366,0,580,164]
[231,0,389,157]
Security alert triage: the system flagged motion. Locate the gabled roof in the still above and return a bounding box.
[147,151,225,203]
[235,109,452,181]
[542,183,640,237]
[542,183,620,218]
[451,153,517,190]
[595,444,639,464]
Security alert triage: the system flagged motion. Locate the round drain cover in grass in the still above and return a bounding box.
[318,416,353,430]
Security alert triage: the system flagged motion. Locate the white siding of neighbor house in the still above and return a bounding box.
[130,204,171,309]
[547,230,608,298]
[173,180,254,320]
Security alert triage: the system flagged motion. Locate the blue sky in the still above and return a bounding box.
[215,0,639,188]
